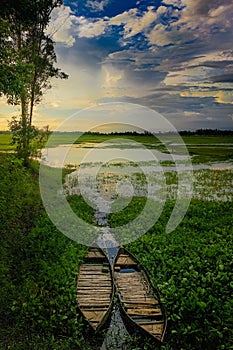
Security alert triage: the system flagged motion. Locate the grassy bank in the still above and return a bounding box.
[0,154,94,349]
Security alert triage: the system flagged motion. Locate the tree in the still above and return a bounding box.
[0,0,68,165]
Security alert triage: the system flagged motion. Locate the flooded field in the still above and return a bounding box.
[41,140,233,202]
[64,163,233,202]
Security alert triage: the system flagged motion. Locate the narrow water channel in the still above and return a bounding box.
[94,210,132,350]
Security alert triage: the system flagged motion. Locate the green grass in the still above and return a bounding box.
[0,152,232,349]
[181,135,233,144]
[0,133,14,151]
[0,154,97,349]
[109,199,233,350]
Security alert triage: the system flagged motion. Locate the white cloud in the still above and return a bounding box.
[109,6,159,39]
[47,5,77,47]
[76,16,108,38]
[86,0,110,12]
[162,0,183,6]
[101,64,124,91]
[48,4,178,46]
[146,1,233,48]
[76,6,162,40]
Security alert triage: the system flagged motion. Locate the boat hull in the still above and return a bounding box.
[114,247,167,343]
[77,246,114,334]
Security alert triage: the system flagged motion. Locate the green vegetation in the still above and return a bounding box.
[31,132,233,163]
[0,133,14,151]
[1,132,233,163]
[0,0,67,165]
[0,154,97,349]
[109,199,233,350]
[0,140,232,349]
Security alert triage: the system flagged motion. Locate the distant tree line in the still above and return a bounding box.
[1,129,232,136]
[82,129,233,136]
[179,129,233,136]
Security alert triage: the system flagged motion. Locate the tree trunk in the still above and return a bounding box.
[21,91,29,166]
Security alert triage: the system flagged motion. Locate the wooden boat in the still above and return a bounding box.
[114,247,167,343]
[77,246,114,334]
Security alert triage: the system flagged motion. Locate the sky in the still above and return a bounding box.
[0,0,233,131]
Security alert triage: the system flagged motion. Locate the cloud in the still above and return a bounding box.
[164,67,212,86]
[181,89,233,105]
[47,5,77,47]
[102,65,123,86]
[162,0,183,6]
[146,23,192,46]
[144,1,233,49]
[178,0,232,32]
[181,0,213,16]
[76,16,108,38]
[110,6,165,39]
[2,0,231,132]
[86,0,110,13]
[52,6,167,43]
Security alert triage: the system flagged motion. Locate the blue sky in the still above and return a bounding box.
[0,0,233,131]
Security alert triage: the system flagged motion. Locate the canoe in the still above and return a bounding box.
[77,246,114,334]
[113,247,167,343]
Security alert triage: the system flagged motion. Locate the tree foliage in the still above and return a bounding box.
[0,0,68,164]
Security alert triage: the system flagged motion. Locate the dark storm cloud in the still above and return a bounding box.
[209,74,233,83]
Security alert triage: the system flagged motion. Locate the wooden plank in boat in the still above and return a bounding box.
[124,302,159,308]
[78,279,111,282]
[127,308,162,317]
[82,310,106,322]
[78,301,110,305]
[78,295,111,299]
[120,295,149,299]
[123,296,158,302]
[78,279,111,283]
[78,299,111,303]
[80,266,108,270]
[77,285,112,294]
[79,274,110,277]
[117,288,145,292]
[140,323,164,337]
[86,251,105,258]
[79,301,109,309]
[115,256,137,265]
[80,264,104,268]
